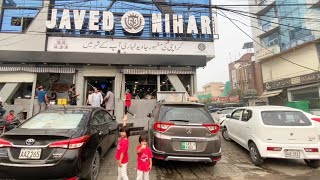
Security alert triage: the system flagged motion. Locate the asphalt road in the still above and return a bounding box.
[97,134,320,180]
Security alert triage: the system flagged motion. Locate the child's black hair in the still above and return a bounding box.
[139,135,148,143]
[120,126,130,138]
[9,110,14,113]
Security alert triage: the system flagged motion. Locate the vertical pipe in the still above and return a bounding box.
[29,73,38,118]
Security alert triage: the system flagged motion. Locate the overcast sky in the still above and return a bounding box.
[197,0,253,91]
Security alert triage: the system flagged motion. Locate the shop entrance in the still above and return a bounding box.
[84,77,115,104]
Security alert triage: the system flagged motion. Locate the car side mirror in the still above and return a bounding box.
[226,115,231,118]
[112,116,116,121]
[147,113,151,118]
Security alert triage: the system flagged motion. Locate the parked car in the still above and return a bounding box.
[212,107,236,123]
[0,106,119,179]
[147,102,221,166]
[222,106,320,168]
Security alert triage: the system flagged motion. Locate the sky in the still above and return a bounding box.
[196,0,253,91]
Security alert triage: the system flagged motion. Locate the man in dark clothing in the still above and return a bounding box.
[68,84,79,106]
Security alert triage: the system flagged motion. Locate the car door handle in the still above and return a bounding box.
[99,131,103,136]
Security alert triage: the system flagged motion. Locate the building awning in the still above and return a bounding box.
[260,89,283,98]
[122,69,195,75]
[0,66,76,73]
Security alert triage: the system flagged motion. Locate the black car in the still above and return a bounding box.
[0,106,118,180]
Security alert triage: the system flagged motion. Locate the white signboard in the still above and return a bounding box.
[47,37,214,56]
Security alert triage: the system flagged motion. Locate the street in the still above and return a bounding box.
[97,118,320,180]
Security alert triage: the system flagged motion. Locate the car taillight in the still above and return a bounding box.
[311,117,320,123]
[267,147,282,151]
[203,124,220,134]
[49,135,90,149]
[305,148,319,152]
[65,177,79,180]
[153,122,174,132]
[0,138,12,148]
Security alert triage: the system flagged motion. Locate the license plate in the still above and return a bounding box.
[181,142,196,151]
[284,150,300,158]
[19,148,41,159]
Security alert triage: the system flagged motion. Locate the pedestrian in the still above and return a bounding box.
[91,88,103,107]
[123,89,135,125]
[68,84,79,106]
[104,87,115,115]
[49,88,57,105]
[86,90,93,106]
[136,135,153,180]
[36,85,48,113]
[116,126,130,180]
[0,97,6,119]
[5,110,15,123]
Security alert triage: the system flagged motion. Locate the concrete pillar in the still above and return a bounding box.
[75,69,85,106]
[157,75,161,92]
[115,72,125,121]
[29,74,37,118]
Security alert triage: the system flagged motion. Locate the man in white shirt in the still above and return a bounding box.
[86,90,93,106]
[91,88,103,107]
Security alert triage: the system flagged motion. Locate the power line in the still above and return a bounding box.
[218,9,318,72]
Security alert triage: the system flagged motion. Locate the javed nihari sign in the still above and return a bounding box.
[46,9,213,34]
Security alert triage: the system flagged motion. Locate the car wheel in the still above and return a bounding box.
[86,151,101,180]
[304,159,320,168]
[222,128,232,142]
[249,143,264,166]
[206,161,217,167]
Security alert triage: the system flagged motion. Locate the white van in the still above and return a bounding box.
[222,106,320,168]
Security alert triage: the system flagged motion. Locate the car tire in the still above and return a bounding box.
[222,128,232,142]
[206,161,217,167]
[304,159,320,168]
[85,151,101,180]
[249,142,264,166]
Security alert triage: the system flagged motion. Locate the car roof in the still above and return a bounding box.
[159,102,205,106]
[236,106,301,111]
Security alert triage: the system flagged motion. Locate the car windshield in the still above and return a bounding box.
[160,106,213,123]
[261,111,312,126]
[20,111,88,129]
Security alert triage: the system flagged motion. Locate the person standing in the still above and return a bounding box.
[36,85,48,113]
[86,90,93,106]
[68,84,79,106]
[136,135,153,180]
[104,88,115,115]
[0,97,6,119]
[91,88,103,107]
[116,127,130,180]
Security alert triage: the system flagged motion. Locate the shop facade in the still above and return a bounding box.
[0,0,216,119]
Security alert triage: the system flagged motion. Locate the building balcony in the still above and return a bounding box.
[255,19,279,37]
[256,44,280,60]
[251,0,276,14]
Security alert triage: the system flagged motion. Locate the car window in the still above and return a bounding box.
[92,111,106,125]
[102,111,112,123]
[231,110,243,120]
[242,110,252,122]
[261,111,312,126]
[20,112,86,129]
[160,105,214,123]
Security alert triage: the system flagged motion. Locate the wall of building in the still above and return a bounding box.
[261,44,320,83]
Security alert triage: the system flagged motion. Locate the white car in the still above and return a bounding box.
[222,106,320,168]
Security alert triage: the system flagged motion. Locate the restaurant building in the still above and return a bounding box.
[0,0,217,119]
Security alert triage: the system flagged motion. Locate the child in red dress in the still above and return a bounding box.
[115,126,130,180]
[136,135,153,180]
